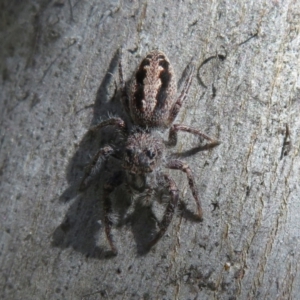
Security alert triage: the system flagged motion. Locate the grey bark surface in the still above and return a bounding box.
[1,0,300,299]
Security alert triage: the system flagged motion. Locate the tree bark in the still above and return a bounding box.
[1,0,300,299]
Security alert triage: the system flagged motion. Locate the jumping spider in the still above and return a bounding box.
[80,50,220,254]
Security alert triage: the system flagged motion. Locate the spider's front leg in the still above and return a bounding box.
[89,117,126,133]
[79,117,126,190]
[79,145,114,191]
[166,124,220,149]
[166,159,203,220]
[146,174,179,251]
[103,171,123,255]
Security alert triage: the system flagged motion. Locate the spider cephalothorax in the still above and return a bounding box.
[122,131,164,175]
[80,50,219,254]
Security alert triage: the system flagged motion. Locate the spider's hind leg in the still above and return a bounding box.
[119,50,131,115]
[167,64,194,125]
[103,171,124,255]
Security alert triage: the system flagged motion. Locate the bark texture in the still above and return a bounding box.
[1,1,300,299]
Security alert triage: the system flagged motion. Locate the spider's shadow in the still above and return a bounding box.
[52,50,203,259]
[52,50,126,259]
[52,50,159,258]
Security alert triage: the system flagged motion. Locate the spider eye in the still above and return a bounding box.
[146,149,156,159]
[126,149,133,158]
